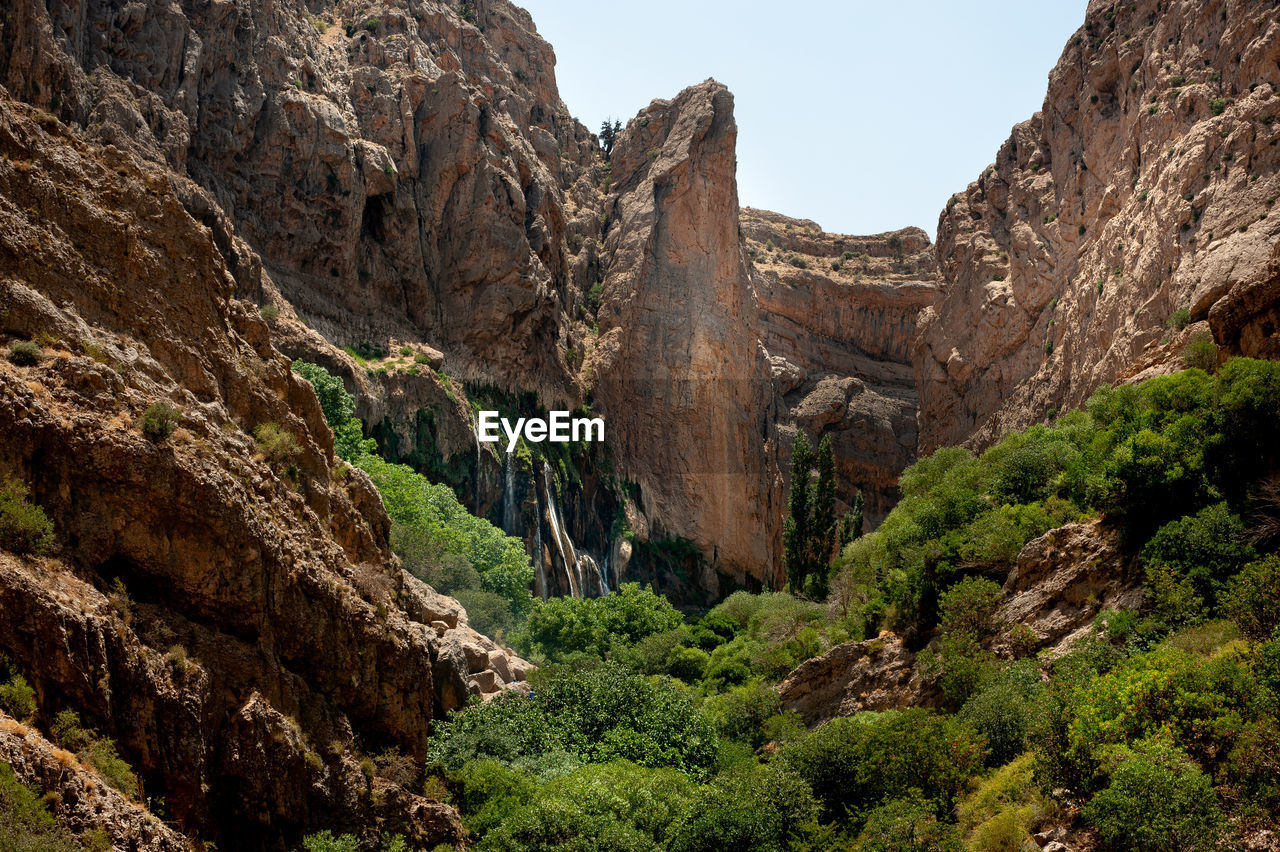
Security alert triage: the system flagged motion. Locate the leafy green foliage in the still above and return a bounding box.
[140,402,181,442]
[0,762,81,852]
[516,583,683,663]
[428,663,716,779]
[292,362,377,461]
[854,790,962,852]
[1224,555,1280,640]
[1082,738,1223,851]
[49,710,137,798]
[358,453,534,620]
[0,658,36,720]
[777,709,985,826]
[666,763,818,852]
[0,478,53,555]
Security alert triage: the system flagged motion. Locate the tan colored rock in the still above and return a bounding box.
[917,0,1280,452]
[778,633,935,726]
[746,209,938,524]
[591,80,784,589]
[999,519,1145,655]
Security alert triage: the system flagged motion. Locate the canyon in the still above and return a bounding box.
[0,0,1277,847]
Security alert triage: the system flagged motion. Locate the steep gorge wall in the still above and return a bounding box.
[918,0,1280,451]
[744,210,938,524]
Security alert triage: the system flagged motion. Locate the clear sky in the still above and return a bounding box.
[519,1,1089,240]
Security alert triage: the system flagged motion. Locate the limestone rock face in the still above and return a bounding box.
[917,0,1280,451]
[777,633,935,726]
[591,81,784,588]
[999,519,1145,655]
[745,209,938,524]
[0,0,598,393]
[0,95,525,849]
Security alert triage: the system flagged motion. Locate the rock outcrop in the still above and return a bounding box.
[778,632,933,726]
[589,81,784,589]
[998,519,1145,656]
[0,94,526,848]
[917,0,1280,451]
[745,209,938,524]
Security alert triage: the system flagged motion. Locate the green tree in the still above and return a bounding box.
[599,118,622,157]
[808,435,837,595]
[840,490,864,547]
[782,432,814,591]
[293,361,376,461]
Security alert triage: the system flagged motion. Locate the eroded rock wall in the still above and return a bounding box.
[744,210,938,524]
[917,0,1280,451]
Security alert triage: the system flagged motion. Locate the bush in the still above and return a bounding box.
[259,304,280,321]
[778,708,985,825]
[1082,738,1223,851]
[301,832,361,852]
[0,762,81,852]
[1142,503,1254,613]
[294,362,376,461]
[6,340,42,366]
[140,401,181,442]
[667,763,817,852]
[938,577,1004,641]
[517,583,683,663]
[956,754,1053,851]
[959,663,1042,766]
[428,664,717,779]
[453,588,515,639]
[254,422,301,469]
[1166,307,1191,330]
[0,478,53,555]
[854,790,962,852]
[1183,331,1218,372]
[49,710,137,797]
[0,658,37,720]
[1223,555,1280,640]
[701,680,793,750]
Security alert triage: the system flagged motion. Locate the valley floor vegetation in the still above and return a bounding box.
[199,360,1280,849]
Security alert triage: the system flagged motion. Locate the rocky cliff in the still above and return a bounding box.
[0,91,529,848]
[745,209,938,524]
[917,0,1280,451]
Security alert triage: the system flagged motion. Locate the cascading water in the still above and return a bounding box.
[502,449,516,534]
[542,461,581,597]
[469,411,482,513]
[533,491,547,601]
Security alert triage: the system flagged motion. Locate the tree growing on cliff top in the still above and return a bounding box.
[599,118,622,157]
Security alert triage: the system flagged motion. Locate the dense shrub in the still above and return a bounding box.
[293,362,376,461]
[667,763,817,852]
[1082,738,1223,851]
[360,453,533,620]
[428,664,717,779]
[254,422,301,470]
[0,762,80,852]
[854,790,962,852]
[50,710,137,797]
[778,708,985,825]
[6,340,42,366]
[0,478,53,555]
[956,754,1054,851]
[1141,503,1253,614]
[517,583,684,663]
[0,656,36,720]
[1224,555,1280,640]
[959,663,1043,766]
[477,761,692,852]
[140,401,181,441]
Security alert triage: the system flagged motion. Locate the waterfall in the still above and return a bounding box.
[502,449,516,534]
[469,411,482,513]
[542,462,581,597]
[534,491,546,601]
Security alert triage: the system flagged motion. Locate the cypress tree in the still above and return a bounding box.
[783,431,813,591]
[810,434,838,593]
[840,490,865,547]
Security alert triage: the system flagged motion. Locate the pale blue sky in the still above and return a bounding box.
[519,2,1088,240]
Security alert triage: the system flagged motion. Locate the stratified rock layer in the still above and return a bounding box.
[744,209,938,524]
[917,0,1280,451]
